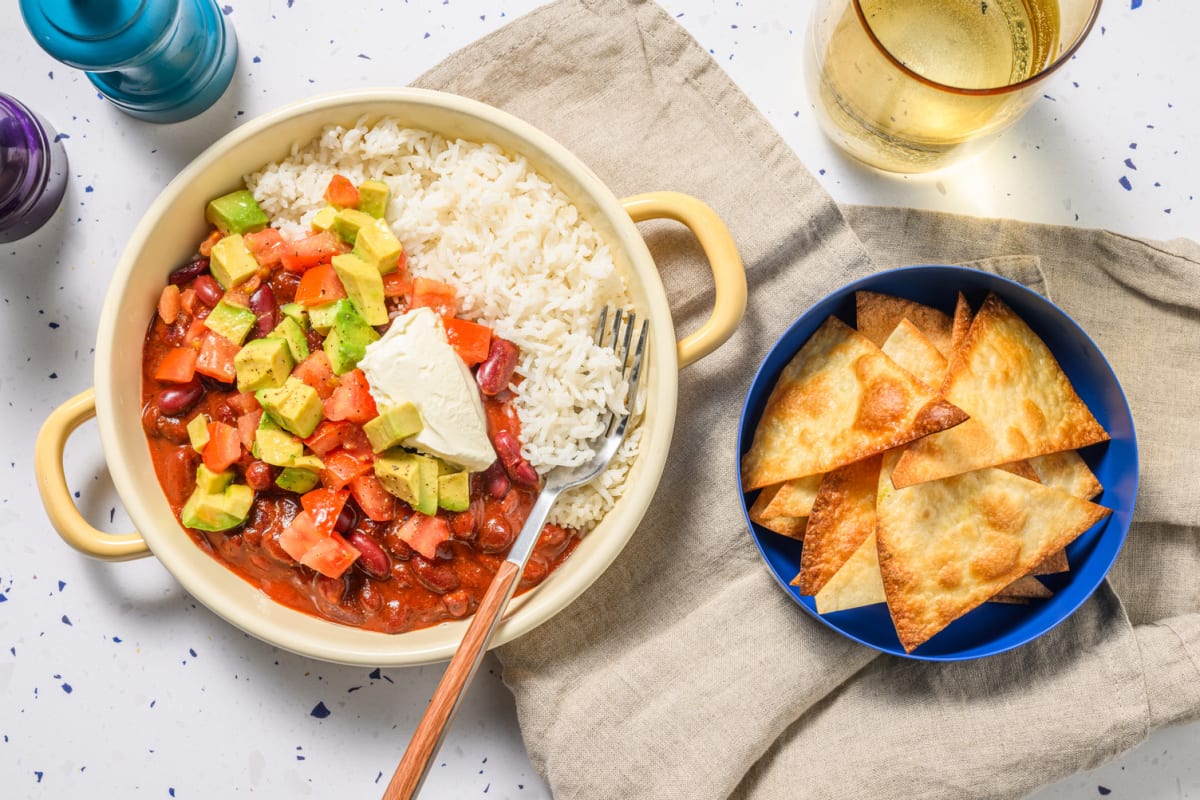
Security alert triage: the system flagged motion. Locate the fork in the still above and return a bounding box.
[382,308,649,800]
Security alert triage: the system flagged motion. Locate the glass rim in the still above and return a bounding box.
[850,0,1104,97]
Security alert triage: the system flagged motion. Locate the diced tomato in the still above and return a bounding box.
[349,474,397,522]
[395,513,452,560]
[228,391,260,415]
[203,421,242,473]
[294,263,347,307]
[443,317,492,367]
[157,284,181,325]
[303,420,370,458]
[183,315,208,345]
[323,369,378,424]
[293,351,338,399]
[300,534,360,578]
[410,276,457,317]
[301,488,349,537]
[180,288,198,316]
[198,229,222,257]
[237,410,262,452]
[382,266,411,299]
[280,231,343,273]
[279,510,324,562]
[153,347,197,383]
[194,330,239,383]
[243,227,294,269]
[320,450,372,491]
[323,174,360,209]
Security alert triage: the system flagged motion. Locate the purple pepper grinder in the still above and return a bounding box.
[0,94,69,245]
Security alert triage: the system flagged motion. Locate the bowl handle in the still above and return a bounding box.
[622,191,746,368]
[35,389,150,561]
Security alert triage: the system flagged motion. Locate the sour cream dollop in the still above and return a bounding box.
[359,307,496,472]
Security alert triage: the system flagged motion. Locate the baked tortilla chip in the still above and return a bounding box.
[1031,549,1070,575]
[748,484,808,539]
[741,317,968,490]
[950,292,972,358]
[890,294,1109,488]
[856,291,954,359]
[814,531,887,614]
[793,455,883,595]
[1028,450,1103,500]
[762,473,823,518]
[880,318,948,390]
[876,450,1111,652]
[993,574,1054,601]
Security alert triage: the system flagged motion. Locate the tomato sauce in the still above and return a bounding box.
[141,257,579,634]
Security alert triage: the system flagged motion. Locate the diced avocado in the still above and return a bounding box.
[253,426,304,468]
[413,454,439,516]
[181,482,254,532]
[194,464,233,495]
[363,403,423,453]
[204,298,257,346]
[205,190,269,236]
[310,205,337,232]
[269,317,310,363]
[331,208,376,246]
[187,414,211,452]
[374,450,422,509]
[352,219,404,275]
[437,471,470,512]
[256,376,324,438]
[275,467,321,494]
[235,337,294,393]
[322,298,380,375]
[209,233,260,289]
[291,454,325,471]
[357,180,390,219]
[331,253,388,326]
[279,302,307,330]
[307,302,338,335]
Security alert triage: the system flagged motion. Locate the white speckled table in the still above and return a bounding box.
[2,1,1196,798]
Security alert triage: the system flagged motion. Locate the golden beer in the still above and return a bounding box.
[808,0,1099,172]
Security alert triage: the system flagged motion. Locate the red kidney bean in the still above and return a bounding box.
[192,274,223,307]
[161,447,200,506]
[249,284,277,338]
[477,514,514,554]
[356,580,383,614]
[315,575,345,603]
[493,431,539,488]
[483,460,511,500]
[475,337,519,396]
[168,257,210,286]
[442,589,471,618]
[334,504,357,534]
[448,501,480,540]
[520,558,548,587]
[409,554,460,595]
[349,531,390,579]
[155,380,205,415]
[244,460,276,492]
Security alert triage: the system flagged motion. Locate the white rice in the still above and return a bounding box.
[245,118,640,531]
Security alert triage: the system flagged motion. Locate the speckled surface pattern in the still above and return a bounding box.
[1,1,1196,798]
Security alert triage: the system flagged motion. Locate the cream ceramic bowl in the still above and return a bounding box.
[34,88,745,666]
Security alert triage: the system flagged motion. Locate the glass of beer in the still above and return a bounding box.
[807,0,1102,173]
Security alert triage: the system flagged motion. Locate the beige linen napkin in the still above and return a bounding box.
[415,1,1200,798]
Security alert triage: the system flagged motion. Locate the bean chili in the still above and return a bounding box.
[142,218,579,634]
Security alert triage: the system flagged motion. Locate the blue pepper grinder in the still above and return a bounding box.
[20,0,238,124]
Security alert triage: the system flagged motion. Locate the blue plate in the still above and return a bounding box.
[736,266,1138,661]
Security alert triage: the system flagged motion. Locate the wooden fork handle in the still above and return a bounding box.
[383,560,522,800]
